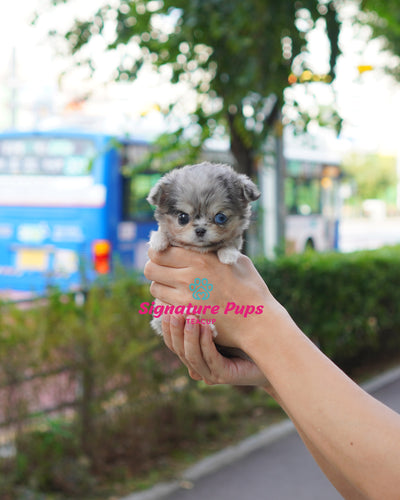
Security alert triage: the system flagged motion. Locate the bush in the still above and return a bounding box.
[14,419,94,496]
[256,245,400,368]
[0,273,173,497]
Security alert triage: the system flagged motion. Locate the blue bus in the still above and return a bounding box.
[0,130,159,294]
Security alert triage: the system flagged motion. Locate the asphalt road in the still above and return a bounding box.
[162,374,400,500]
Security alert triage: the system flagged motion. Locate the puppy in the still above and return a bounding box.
[147,162,260,355]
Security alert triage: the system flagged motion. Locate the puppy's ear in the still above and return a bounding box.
[147,177,169,207]
[238,174,261,202]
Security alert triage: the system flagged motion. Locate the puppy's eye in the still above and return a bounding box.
[214,212,228,225]
[178,212,190,225]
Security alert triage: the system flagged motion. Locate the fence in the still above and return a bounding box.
[0,280,179,449]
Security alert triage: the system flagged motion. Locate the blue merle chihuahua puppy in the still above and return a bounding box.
[147,162,260,264]
[147,161,260,339]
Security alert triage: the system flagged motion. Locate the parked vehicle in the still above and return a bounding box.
[0,130,157,292]
[284,150,341,252]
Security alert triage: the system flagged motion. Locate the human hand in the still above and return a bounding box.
[162,313,272,390]
[144,247,285,352]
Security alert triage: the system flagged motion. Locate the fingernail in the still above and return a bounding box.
[200,323,209,335]
[171,315,180,327]
[185,318,194,331]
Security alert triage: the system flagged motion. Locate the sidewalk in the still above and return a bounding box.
[121,366,400,500]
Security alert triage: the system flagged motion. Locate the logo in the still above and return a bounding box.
[189,278,213,300]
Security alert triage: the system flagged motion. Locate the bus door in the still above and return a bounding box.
[119,165,160,272]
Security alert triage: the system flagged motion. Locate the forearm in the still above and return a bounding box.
[274,394,367,499]
[245,309,400,500]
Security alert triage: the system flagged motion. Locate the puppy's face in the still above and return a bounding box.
[147,162,260,251]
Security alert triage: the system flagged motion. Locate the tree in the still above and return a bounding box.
[35,0,400,177]
[343,153,397,204]
[36,0,346,176]
[358,0,400,80]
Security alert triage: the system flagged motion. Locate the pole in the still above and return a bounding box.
[10,47,17,129]
[274,109,286,253]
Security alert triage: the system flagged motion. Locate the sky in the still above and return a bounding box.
[1,0,400,156]
[0,0,176,138]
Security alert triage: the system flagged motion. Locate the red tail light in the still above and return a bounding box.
[92,240,111,274]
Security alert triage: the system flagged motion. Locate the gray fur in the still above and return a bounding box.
[147,162,260,255]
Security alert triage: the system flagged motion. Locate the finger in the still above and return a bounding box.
[148,247,193,268]
[145,259,184,288]
[183,318,213,381]
[200,327,268,387]
[200,323,226,374]
[161,314,173,351]
[149,281,183,305]
[165,314,207,382]
[169,315,187,363]
[162,314,200,379]
[188,368,203,381]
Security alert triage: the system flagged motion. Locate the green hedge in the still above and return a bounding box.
[0,274,168,495]
[256,245,400,367]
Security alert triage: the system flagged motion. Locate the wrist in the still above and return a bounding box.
[238,300,300,382]
[237,298,289,353]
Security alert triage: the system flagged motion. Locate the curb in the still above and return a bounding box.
[359,365,400,394]
[120,364,400,500]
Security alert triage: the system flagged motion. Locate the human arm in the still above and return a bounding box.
[144,247,400,499]
[160,313,367,499]
[245,316,400,500]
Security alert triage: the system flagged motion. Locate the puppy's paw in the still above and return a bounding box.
[149,230,169,251]
[150,316,163,336]
[210,322,218,338]
[217,247,240,264]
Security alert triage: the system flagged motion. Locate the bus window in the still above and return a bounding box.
[285,177,321,215]
[0,137,96,177]
[122,172,161,221]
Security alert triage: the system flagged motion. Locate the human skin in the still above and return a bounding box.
[144,247,400,500]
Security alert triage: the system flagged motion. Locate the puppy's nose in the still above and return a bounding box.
[195,227,206,237]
